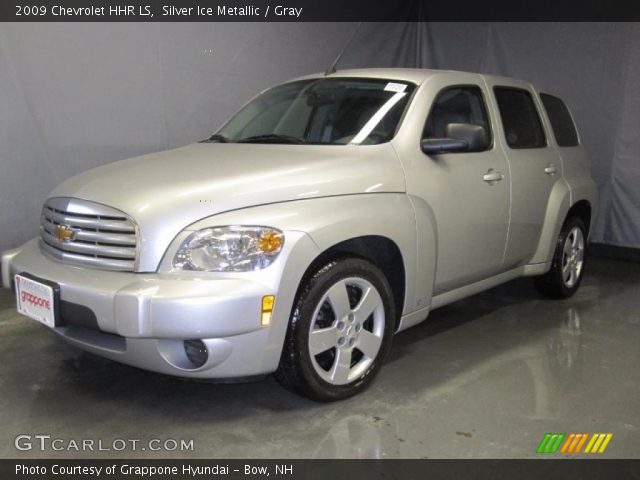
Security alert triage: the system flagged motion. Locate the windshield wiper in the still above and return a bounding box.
[237,134,306,144]
[202,133,230,143]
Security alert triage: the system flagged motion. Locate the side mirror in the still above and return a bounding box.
[421,123,488,155]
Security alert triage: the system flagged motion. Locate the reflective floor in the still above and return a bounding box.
[0,257,638,459]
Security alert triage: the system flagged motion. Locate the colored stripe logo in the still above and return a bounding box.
[537,433,613,454]
[537,433,565,453]
[583,433,614,453]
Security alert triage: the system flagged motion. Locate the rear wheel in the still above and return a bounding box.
[535,217,587,299]
[275,258,395,401]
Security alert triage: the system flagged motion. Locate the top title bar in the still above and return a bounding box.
[2,0,640,21]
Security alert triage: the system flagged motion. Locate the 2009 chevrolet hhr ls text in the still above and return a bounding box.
[2,69,597,401]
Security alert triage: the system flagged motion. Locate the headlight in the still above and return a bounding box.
[172,226,284,272]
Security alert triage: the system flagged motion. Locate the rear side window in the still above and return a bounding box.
[494,87,546,149]
[540,93,579,147]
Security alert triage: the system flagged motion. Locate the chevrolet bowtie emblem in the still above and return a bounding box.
[55,224,76,242]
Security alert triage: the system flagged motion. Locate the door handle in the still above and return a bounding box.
[483,169,504,185]
[544,163,558,176]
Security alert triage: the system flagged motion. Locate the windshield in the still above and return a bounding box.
[211,78,415,145]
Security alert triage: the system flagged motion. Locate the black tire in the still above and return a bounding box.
[535,217,587,299]
[275,257,395,401]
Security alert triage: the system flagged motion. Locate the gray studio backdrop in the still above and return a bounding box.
[1,22,639,255]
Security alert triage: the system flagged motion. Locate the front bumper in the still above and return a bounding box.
[2,239,283,378]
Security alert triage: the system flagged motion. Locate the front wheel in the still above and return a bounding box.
[535,217,587,299]
[275,258,395,401]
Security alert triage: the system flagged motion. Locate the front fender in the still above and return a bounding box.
[163,194,422,371]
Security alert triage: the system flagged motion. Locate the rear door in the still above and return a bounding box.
[539,93,585,183]
[484,79,562,268]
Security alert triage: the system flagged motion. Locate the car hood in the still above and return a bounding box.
[50,142,405,271]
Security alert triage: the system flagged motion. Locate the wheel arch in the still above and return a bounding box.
[566,199,592,235]
[296,235,406,331]
[529,182,594,267]
[529,180,572,265]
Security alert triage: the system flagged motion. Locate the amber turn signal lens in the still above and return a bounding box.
[258,231,284,254]
[261,295,275,327]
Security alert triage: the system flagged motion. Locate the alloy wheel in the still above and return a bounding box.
[308,277,385,386]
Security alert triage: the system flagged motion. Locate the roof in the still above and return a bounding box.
[290,68,535,90]
[291,68,445,85]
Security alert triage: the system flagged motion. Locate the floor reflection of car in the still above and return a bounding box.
[547,308,583,380]
[310,308,586,457]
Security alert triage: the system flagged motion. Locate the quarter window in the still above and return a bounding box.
[540,93,579,147]
[494,87,546,149]
[423,86,491,149]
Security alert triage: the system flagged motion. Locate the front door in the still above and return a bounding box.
[403,80,510,295]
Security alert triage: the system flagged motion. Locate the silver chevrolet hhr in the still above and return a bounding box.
[2,69,597,401]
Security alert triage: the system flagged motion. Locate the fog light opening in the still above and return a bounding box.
[183,339,208,368]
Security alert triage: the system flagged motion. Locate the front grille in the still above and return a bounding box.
[40,197,138,272]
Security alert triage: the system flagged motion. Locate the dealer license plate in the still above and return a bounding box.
[15,274,57,328]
